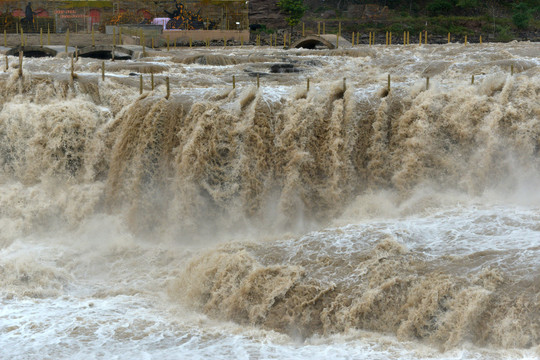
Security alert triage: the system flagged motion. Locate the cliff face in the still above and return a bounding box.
[249,0,287,28]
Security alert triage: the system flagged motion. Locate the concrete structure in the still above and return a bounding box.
[291,35,352,49]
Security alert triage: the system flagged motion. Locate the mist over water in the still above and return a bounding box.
[0,42,539,359]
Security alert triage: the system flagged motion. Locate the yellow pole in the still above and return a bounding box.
[448,32,450,44]
[389,32,392,45]
[419,32,422,46]
[207,38,210,47]
[151,37,154,49]
[424,30,427,45]
[338,22,341,37]
[407,31,410,45]
[20,27,23,47]
[471,74,474,85]
[479,35,482,44]
[386,31,388,46]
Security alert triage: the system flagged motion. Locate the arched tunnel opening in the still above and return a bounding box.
[295,40,325,49]
[79,51,131,60]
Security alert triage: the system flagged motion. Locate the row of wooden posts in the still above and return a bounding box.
[6,51,516,101]
[5,26,485,51]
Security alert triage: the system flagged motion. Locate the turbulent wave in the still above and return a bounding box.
[0,43,539,353]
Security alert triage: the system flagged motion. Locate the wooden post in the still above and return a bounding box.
[387,74,390,93]
[167,35,170,51]
[338,22,341,37]
[139,74,143,94]
[464,35,467,45]
[389,32,392,45]
[18,51,22,77]
[119,27,122,45]
[47,25,50,45]
[65,29,69,53]
[479,35,482,44]
[70,56,74,80]
[426,76,429,90]
[142,34,146,56]
[307,78,310,91]
[257,73,260,88]
[20,27,24,47]
[232,75,235,89]
[40,28,43,48]
[189,37,192,48]
[166,77,170,99]
[151,37,154,49]
[113,27,116,46]
[5,55,8,71]
[318,22,320,36]
[151,73,154,90]
[448,32,451,44]
[207,38,210,47]
[407,31,410,45]
[471,74,474,85]
[386,31,388,46]
[419,32,422,46]
[101,61,105,81]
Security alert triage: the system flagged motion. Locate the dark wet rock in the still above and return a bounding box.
[270,63,300,73]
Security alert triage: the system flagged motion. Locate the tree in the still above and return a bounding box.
[277,0,307,33]
[512,3,533,29]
